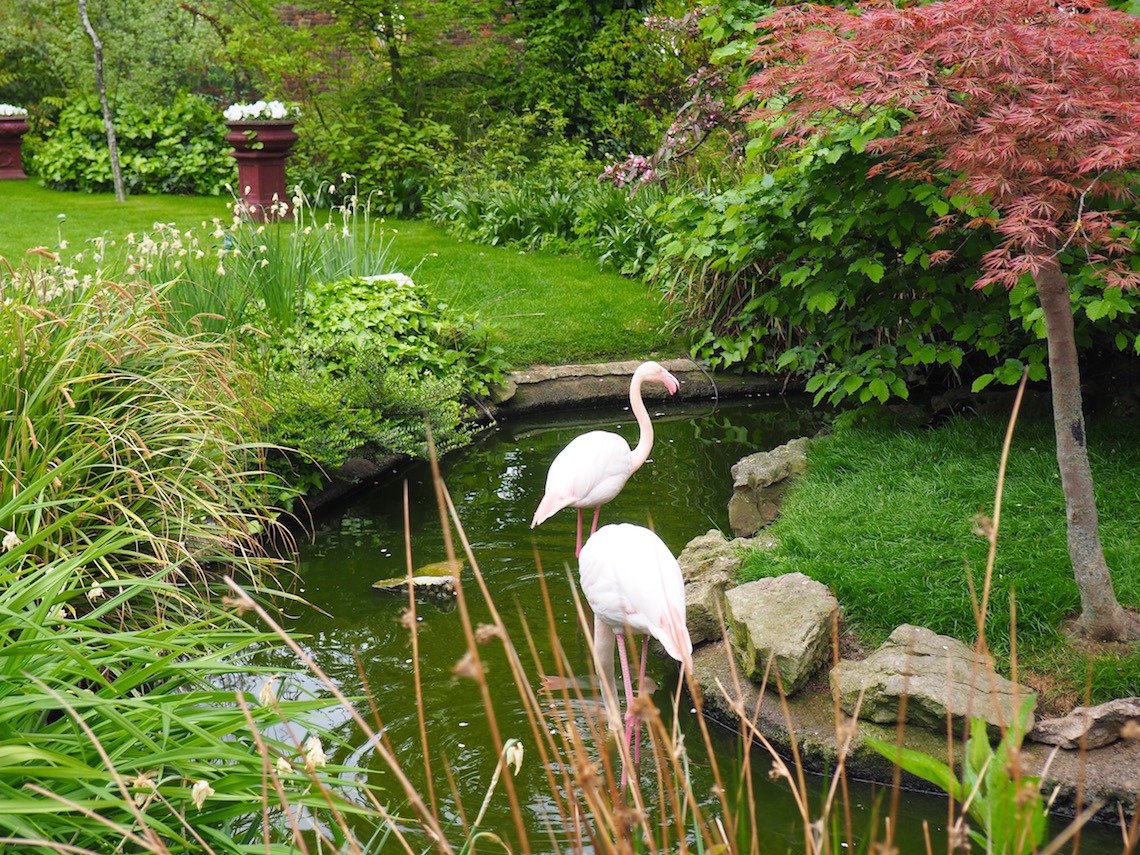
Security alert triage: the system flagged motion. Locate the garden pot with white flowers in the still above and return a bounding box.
[223,100,299,222]
[0,105,30,180]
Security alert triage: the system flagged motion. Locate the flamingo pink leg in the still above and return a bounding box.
[634,635,648,766]
[575,509,584,557]
[590,506,601,536]
[616,632,637,788]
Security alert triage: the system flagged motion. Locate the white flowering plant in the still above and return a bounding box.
[0,104,28,117]
[223,100,299,122]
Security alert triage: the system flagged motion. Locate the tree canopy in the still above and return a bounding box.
[743,0,1140,640]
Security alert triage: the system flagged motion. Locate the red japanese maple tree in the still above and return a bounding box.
[744,0,1140,640]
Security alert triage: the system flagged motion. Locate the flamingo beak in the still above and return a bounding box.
[661,370,680,395]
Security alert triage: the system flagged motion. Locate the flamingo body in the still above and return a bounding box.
[578,524,692,786]
[531,431,636,526]
[578,523,693,672]
[531,361,680,553]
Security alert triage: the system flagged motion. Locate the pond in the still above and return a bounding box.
[272,396,1123,853]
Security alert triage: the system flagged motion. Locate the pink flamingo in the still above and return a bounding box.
[531,361,680,556]
[578,523,693,786]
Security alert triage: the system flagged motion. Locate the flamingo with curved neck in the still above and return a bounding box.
[531,361,680,555]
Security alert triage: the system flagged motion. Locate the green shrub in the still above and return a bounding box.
[32,93,233,195]
[294,97,455,216]
[650,114,1140,407]
[263,274,505,469]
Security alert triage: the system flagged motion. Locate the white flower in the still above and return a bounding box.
[2,531,20,551]
[86,582,105,601]
[191,779,214,810]
[505,740,524,775]
[258,675,279,706]
[0,104,28,117]
[223,99,299,122]
[275,756,293,775]
[303,736,327,772]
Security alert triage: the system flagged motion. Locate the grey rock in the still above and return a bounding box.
[1029,698,1140,749]
[493,360,786,412]
[678,529,752,645]
[728,438,809,536]
[725,572,839,694]
[831,624,1036,735]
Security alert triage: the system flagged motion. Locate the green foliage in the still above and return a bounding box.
[652,115,1140,407]
[104,187,396,335]
[265,363,472,467]
[865,701,1046,855]
[284,275,500,382]
[32,93,232,195]
[263,274,504,469]
[427,107,669,275]
[0,272,381,850]
[576,10,686,154]
[739,416,1140,704]
[0,0,227,109]
[297,99,456,216]
[0,273,286,586]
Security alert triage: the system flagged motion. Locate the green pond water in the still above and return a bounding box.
[274,397,1122,853]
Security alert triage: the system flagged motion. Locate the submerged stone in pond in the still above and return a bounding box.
[372,559,463,596]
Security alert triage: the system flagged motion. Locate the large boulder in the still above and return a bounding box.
[724,572,839,694]
[831,624,1036,735]
[728,438,809,537]
[678,529,759,645]
[1029,698,1140,749]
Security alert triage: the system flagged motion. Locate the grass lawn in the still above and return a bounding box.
[0,180,678,367]
[741,413,1140,711]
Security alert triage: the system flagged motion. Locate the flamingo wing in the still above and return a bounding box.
[578,524,693,670]
[531,431,633,527]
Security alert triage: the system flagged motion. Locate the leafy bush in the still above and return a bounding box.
[32,93,233,195]
[263,274,505,469]
[294,96,455,216]
[651,114,1140,407]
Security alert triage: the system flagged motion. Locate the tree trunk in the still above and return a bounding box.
[78,0,125,202]
[380,6,403,105]
[1032,246,1136,640]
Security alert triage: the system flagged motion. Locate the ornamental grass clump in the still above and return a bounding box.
[0,272,389,851]
[0,269,284,596]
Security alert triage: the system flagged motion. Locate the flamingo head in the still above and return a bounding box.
[639,361,680,395]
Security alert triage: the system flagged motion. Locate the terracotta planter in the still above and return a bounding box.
[224,120,298,221]
[0,115,30,180]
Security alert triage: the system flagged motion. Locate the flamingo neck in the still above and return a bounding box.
[629,372,654,471]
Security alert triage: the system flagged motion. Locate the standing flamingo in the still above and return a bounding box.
[531,361,680,556]
[577,523,693,785]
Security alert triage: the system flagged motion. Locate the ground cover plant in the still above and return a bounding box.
[740,413,1140,710]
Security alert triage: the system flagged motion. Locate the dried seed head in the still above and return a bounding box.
[452,651,483,681]
[475,623,503,644]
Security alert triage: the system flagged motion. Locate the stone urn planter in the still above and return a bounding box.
[0,114,30,180]
[224,119,298,221]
